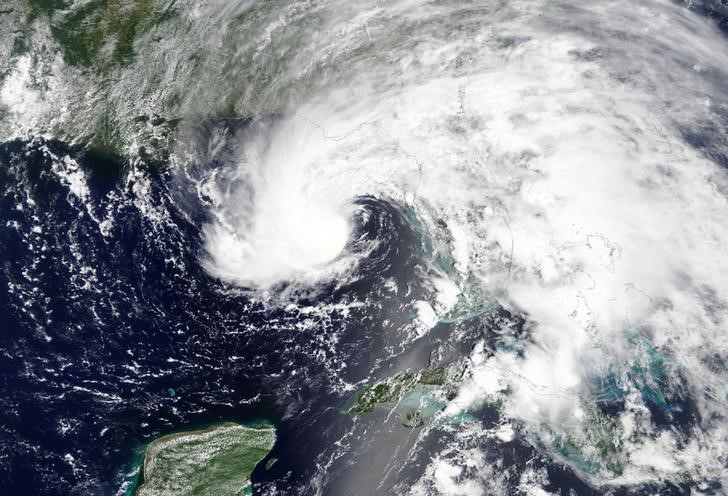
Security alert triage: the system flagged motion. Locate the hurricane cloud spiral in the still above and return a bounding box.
[199,0,728,488]
[2,0,728,494]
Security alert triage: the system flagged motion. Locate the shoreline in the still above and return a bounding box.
[133,421,276,496]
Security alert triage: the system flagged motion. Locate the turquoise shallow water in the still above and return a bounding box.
[3,1,728,494]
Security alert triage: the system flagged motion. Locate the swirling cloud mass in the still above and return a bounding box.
[2,0,728,494]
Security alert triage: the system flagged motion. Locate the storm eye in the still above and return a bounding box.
[4,1,728,495]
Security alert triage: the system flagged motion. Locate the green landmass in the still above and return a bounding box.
[407,206,500,324]
[344,365,467,427]
[554,401,627,478]
[135,422,275,496]
[25,0,176,69]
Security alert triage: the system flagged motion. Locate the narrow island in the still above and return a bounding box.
[135,422,276,496]
[344,365,467,427]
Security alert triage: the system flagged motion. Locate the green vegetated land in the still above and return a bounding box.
[25,0,175,69]
[345,366,467,427]
[135,422,276,496]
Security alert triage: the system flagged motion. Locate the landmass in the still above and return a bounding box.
[135,422,275,496]
[344,366,467,427]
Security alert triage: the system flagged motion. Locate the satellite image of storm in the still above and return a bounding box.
[1,1,728,495]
